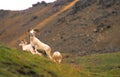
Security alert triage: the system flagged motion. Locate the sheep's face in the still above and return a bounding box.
[19,40,27,46]
[29,29,39,36]
[30,29,36,36]
[19,41,24,46]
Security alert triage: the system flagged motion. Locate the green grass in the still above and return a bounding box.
[0,44,120,77]
[0,44,81,77]
[75,52,120,77]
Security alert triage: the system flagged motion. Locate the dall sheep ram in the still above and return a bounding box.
[29,29,52,59]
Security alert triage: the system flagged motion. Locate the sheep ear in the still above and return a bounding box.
[20,40,24,44]
[17,40,21,43]
[34,29,39,32]
[23,39,27,44]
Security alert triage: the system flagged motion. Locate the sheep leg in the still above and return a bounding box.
[46,49,52,60]
[30,50,36,55]
[34,45,39,54]
[36,51,42,56]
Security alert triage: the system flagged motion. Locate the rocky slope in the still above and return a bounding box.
[0,0,120,56]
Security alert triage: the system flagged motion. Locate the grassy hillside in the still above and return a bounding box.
[0,44,81,77]
[76,52,120,77]
[0,44,120,77]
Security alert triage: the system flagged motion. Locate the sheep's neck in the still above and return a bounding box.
[30,35,42,43]
[30,35,35,41]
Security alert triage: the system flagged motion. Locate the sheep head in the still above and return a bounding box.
[19,41,25,46]
[19,40,28,46]
[28,29,39,36]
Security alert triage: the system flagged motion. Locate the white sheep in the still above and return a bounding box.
[19,40,42,56]
[52,51,62,64]
[29,29,52,59]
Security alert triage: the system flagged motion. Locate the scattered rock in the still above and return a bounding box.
[98,0,117,9]
[32,1,47,7]
[71,0,96,14]
[0,10,9,18]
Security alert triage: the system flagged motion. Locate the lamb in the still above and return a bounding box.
[29,29,52,59]
[52,51,62,64]
[19,40,42,56]
[19,40,36,54]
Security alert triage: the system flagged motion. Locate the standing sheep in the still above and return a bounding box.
[29,29,52,59]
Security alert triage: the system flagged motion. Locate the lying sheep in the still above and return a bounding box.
[29,29,52,59]
[52,51,62,64]
[19,40,42,56]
